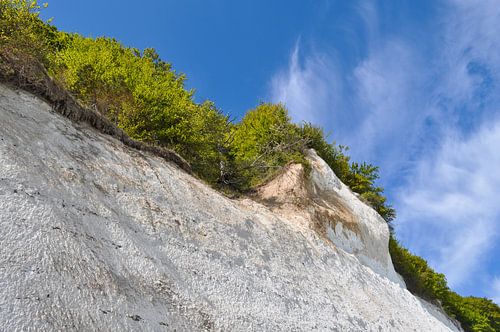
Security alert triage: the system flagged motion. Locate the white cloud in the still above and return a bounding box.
[397,121,500,288]
[393,0,500,293]
[349,40,431,166]
[268,0,500,299]
[269,42,340,125]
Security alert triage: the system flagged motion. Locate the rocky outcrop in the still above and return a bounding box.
[0,84,461,331]
[256,151,404,286]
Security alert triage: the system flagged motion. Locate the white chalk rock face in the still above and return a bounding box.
[308,150,404,285]
[256,151,403,285]
[0,84,461,331]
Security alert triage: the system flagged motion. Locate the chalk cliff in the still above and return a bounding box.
[0,84,461,331]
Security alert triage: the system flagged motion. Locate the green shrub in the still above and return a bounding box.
[49,35,230,183]
[299,123,395,222]
[299,123,351,180]
[390,236,500,331]
[0,0,58,80]
[230,103,307,188]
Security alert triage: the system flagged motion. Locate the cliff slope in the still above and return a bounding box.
[0,84,461,331]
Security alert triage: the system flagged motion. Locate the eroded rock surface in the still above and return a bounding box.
[257,150,404,286]
[0,84,461,331]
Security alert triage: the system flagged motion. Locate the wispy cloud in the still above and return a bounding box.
[349,40,431,168]
[268,0,500,300]
[397,121,500,288]
[395,0,500,295]
[269,41,340,125]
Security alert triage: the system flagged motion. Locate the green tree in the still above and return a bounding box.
[50,35,230,183]
[230,103,306,188]
[0,0,57,78]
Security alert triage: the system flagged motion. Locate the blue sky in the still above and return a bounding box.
[42,0,500,303]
